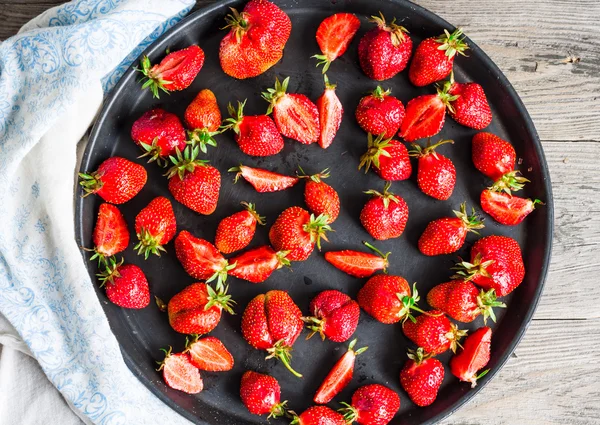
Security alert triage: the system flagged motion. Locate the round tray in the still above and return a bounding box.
[75,1,554,424]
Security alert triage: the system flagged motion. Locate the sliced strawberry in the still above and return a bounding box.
[316,75,343,149]
[450,326,492,387]
[159,348,203,394]
[480,189,540,225]
[229,246,290,283]
[399,94,447,142]
[324,242,390,278]
[314,13,361,72]
[92,203,129,264]
[186,336,234,372]
[230,165,299,193]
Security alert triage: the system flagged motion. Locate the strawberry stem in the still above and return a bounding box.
[435,27,469,58]
[266,340,302,378]
[369,12,409,46]
[312,54,332,73]
[451,253,495,281]
[78,172,104,196]
[205,283,236,315]
[372,85,391,100]
[221,100,246,134]
[165,145,210,180]
[297,166,330,183]
[136,55,171,99]
[453,202,485,234]
[490,170,530,195]
[339,402,359,423]
[187,128,219,153]
[241,201,266,225]
[96,256,124,286]
[359,133,395,174]
[138,137,168,167]
[477,288,506,324]
[362,241,391,272]
[303,213,333,250]
[363,181,400,209]
[222,7,250,42]
[134,228,166,259]
[261,77,290,115]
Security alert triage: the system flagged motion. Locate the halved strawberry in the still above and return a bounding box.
[186,335,234,372]
[91,203,129,266]
[158,348,203,394]
[313,13,361,72]
[481,189,541,225]
[316,75,343,149]
[450,326,492,387]
[324,242,390,278]
[228,246,290,283]
[230,165,299,193]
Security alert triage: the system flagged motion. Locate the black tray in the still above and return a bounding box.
[75,1,554,424]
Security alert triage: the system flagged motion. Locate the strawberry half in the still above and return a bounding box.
[184,89,221,153]
[324,241,390,278]
[450,326,492,387]
[98,259,150,309]
[355,86,405,139]
[215,202,265,254]
[400,348,444,407]
[228,246,290,283]
[79,157,147,204]
[90,203,129,266]
[360,182,409,241]
[298,167,340,224]
[303,290,360,343]
[185,335,234,372]
[409,139,456,200]
[316,75,343,149]
[131,108,187,166]
[134,196,177,259]
[359,133,412,181]
[472,132,516,180]
[314,13,361,72]
[230,165,299,193]
[481,189,541,226]
[175,230,234,285]
[240,371,288,418]
[158,348,203,394]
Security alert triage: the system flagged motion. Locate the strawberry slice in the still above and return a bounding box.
[324,242,390,278]
[159,348,203,394]
[314,338,367,404]
[400,83,456,142]
[229,165,299,193]
[450,326,492,387]
[316,75,343,149]
[480,189,540,225]
[92,203,129,265]
[229,246,290,283]
[314,13,361,72]
[186,336,234,372]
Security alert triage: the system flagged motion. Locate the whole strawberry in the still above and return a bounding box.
[186,335,234,372]
[418,202,484,256]
[90,203,129,266]
[400,348,444,407]
[240,371,287,418]
[402,310,467,354]
[472,132,516,180]
[357,276,424,324]
[355,86,405,138]
[358,12,412,81]
[138,45,204,98]
[158,347,203,394]
[399,84,456,142]
[79,157,147,204]
[409,28,469,87]
[360,182,409,240]
[450,326,492,387]
[184,89,221,153]
[222,100,284,156]
[448,78,492,130]
[241,291,304,377]
[291,406,347,425]
[313,13,361,73]
[410,139,456,200]
[316,75,343,149]
[298,168,340,224]
[481,189,541,226]
[175,230,233,285]
[215,202,265,254]
[325,242,390,278]
[340,384,400,425]
[228,246,290,284]
[230,164,299,193]
[359,134,412,181]
[134,196,176,259]
[131,108,187,165]
[303,290,360,342]
[99,259,150,309]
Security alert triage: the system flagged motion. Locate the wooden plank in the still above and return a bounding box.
[0,3,60,41]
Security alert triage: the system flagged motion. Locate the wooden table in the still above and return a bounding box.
[2,1,599,423]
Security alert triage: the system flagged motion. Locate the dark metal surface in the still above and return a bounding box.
[75,1,554,424]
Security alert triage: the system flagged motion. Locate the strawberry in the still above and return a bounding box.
[316,75,343,149]
[241,291,304,377]
[175,230,234,285]
[262,77,320,145]
[79,157,147,204]
[358,134,412,181]
[447,77,492,130]
[360,182,409,240]
[399,84,456,142]
[340,384,400,425]
[158,347,203,394]
[215,202,265,254]
[131,108,187,166]
[269,207,332,261]
[222,100,284,156]
[229,165,299,193]
[409,139,456,200]
[184,89,221,153]
[481,189,541,226]
[418,202,484,256]
[166,146,221,215]
[450,326,492,387]
[98,259,150,309]
[409,28,469,87]
[358,12,412,81]
[355,86,405,139]
[298,168,340,224]
[168,282,234,334]
[314,338,367,404]
[324,242,390,278]
[240,371,287,418]
[134,196,176,259]
[313,13,361,73]
[228,246,290,283]
[400,348,444,407]
[138,45,205,98]
[427,280,506,323]
[357,276,424,324]
[291,406,347,425]
[185,335,234,372]
[472,132,516,180]
[219,0,291,79]
[303,290,360,342]
[90,203,129,266]
[402,310,467,354]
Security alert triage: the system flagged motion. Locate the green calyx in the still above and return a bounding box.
[262,76,290,115]
[303,213,333,250]
[363,181,400,209]
[372,85,391,100]
[222,7,250,43]
[398,282,428,324]
[476,288,506,324]
[155,295,168,312]
[312,53,334,73]
[206,261,237,289]
[407,347,434,365]
[490,170,530,195]
[453,202,485,234]
[221,99,246,134]
[83,245,113,269]
[302,315,326,340]
[266,339,302,378]
[369,11,409,46]
[164,146,209,180]
[240,201,266,225]
[451,253,495,281]
[409,138,455,159]
[96,256,124,286]
[469,368,490,388]
[276,251,292,268]
[134,227,166,259]
[339,402,359,424]
[436,80,460,113]
[322,74,336,90]
[436,27,469,59]
[187,128,219,153]
[228,164,246,183]
[156,346,173,371]
[445,323,468,353]
[136,55,171,99]
[268,400,288,419]
[363,241,391,272]
[138,137,168,167]
[205,282,236,315]
[347,338,368,356]
[78,171,104,197]
[297,166,331,183]
[358,133,395,174]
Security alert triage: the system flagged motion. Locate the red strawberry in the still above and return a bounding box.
[230,165,299,193]
[184,89,221,153]
[340,384,400,425]
[314,338,367,404]
[418,202,484,256]
[185,335,234,372]
[229,246,290,283]
[291,406,347,425]
[174,230,233,285]
[158,348,203,394]
[314,13,361,72]
[134,196,176,259]
[215,202,265,254]
[138,45,204,97]
[402,310,467,354]
[481,189,541,226]
[298,168,340,224]
[448,79,492,130]
[358,13,412,81]
[168,282,234,335]
[222,100,284,156]
[355,86,405,139]
[316,75,343,148]
[99,259,150,309]
[241,291,304,377]
[219,0,291,79]
[269,207,332,261]
[400,348,444,407]
[303,290,360,342]
[90,203,129,266]
[360,182,409,240]
[409,28,469,87]
[166,146,221,215]
[131,108,187,165]
[399,85,456,142]
[79,157,147,204]
[472,132,516,180]
[358,134,412,181]
[240,371,287,418]
[409,139,456,200]
[427,280,506,323]
[262,77,320,144]
[357,276,424,324]
[450,326,492,387]
[324,242,390,278]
